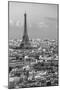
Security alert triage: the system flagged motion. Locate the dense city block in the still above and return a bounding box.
[8,39,58,88]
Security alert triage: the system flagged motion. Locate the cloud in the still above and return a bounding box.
[16,20,20,27]
[38,22,48,28]
[9,19,14,25]
[9,19,24,27]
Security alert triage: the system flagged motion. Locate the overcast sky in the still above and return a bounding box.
[9,2,58,40]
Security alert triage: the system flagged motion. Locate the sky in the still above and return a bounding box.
[9,2,58,40]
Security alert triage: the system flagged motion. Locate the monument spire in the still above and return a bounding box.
[20,12,31,49]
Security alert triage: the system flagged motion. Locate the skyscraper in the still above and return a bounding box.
[20,12,31,49]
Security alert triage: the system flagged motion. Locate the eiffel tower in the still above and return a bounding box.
[20,12,31,49]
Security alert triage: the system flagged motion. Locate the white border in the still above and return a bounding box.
[0,0,60,90]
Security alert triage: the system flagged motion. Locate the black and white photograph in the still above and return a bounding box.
[8,1,59,89]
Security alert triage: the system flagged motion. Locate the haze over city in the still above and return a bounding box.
[9,2,58,40]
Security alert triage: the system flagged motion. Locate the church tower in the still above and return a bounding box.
[20,12,31,49]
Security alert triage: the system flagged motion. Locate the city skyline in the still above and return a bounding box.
[9,2,58,40]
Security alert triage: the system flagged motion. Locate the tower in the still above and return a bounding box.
[20,12,31,49]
